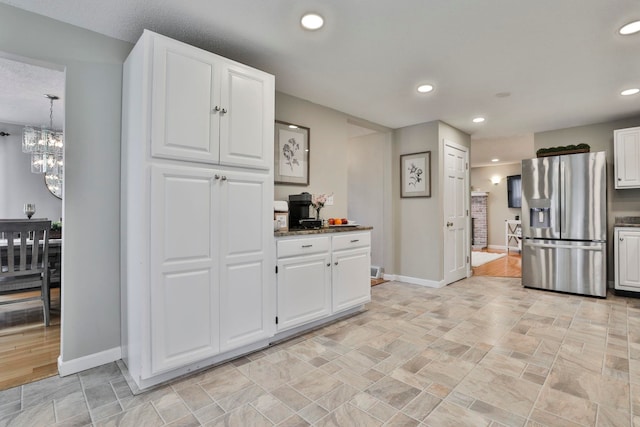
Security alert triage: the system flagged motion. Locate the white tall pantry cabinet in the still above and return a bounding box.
[121,30,275,390]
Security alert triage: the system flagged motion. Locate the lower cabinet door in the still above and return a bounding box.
[332,247,371,313]
[617,229,640,291]
[277,253,331,332]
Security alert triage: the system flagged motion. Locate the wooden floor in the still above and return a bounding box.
[0,289,60,391]
[472,249,522,278]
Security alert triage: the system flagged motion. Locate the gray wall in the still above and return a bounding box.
[0,4,133,361]
[347,131,391,269]
[391,121,471,282]
[471,163,522,249]
[0,122,62,221]
[274,93,350,220]
[534,115,640,283]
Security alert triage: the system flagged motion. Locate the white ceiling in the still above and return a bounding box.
[0,0,639,152]
[0,57,64,129]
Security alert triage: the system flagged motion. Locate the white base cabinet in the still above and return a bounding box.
[614,127,640,189]
[121,30,275,389]
[276,231,371,333]
[615,227,640,292]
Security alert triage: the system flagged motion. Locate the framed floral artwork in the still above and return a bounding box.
[274,120,310,185]
[400,151,431,198]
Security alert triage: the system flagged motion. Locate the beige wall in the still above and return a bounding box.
[471,163,522,248]
[534,115,640,283]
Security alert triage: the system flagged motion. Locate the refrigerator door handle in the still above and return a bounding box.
[524,241,602,251]
[559,159,565,236]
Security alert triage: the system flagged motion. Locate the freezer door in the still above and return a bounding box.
[560,152,607,241]
[522,239,606,297]
[521,156,560,239]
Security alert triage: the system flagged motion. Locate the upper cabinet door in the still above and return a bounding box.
[151,36,220,164]
[615,127,640,189]
[219,63,274,169]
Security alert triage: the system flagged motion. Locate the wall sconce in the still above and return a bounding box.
[490,176,501,185]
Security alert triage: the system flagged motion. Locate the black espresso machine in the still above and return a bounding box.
[289,192,322,229]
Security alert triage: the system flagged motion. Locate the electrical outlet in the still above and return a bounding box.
[325,195,334,206]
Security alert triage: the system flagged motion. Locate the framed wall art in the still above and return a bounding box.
[274,120,310,185]
[400,151,431,198]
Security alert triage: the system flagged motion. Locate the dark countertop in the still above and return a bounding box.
[275,225,373,237]
[614,217,640,227]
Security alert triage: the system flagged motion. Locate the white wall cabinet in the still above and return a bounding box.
[122,30,274,389]
[276,231,371,333]
[614,127,640,189]
[151,32,273,169]
[615,227,640,292]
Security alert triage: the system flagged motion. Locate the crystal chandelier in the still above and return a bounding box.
[22,94,64,198]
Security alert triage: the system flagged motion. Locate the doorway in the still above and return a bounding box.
[347,121,392,286]
[0,55,64,390]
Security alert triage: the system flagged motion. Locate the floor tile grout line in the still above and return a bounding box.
[524,296,584,426]
[626,301,633,425]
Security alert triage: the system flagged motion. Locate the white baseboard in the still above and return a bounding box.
[383,274,445,288]
[58,346,122,377]
[488,245,507,251]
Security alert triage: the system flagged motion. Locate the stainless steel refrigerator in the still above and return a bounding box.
[521,151,607,297]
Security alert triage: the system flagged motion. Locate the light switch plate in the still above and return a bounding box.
[325,195,334,205]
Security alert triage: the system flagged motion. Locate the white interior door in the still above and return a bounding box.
[443,140,469,285]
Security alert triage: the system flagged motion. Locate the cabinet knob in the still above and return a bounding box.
[213,106,220,113]
[220,108,228,115]
[620,237,624,241]
[214,174,220,180]
[618,177,622,181]
[327,263,331,267]
[221,176,227,181]
[334,261,338,265]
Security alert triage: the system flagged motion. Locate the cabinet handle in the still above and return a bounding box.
[221,176,227,181]
[350,239,359,243]
[301,244,313,248]
[220,108,228,115]
[213,106,220,113]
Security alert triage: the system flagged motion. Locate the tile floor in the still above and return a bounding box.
[1,276,640,426]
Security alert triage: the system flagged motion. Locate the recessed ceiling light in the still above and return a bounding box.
[491,158,499,162]
[288,125,299,129]
[417,84,434,93]
[473,117,485,123]
[621,88,640,96]
[301,13,324,30]
[619,20,640,35]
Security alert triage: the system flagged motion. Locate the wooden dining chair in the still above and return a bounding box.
[0,219,52,326]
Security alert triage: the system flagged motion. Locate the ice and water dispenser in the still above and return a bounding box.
[530,206,551,228]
